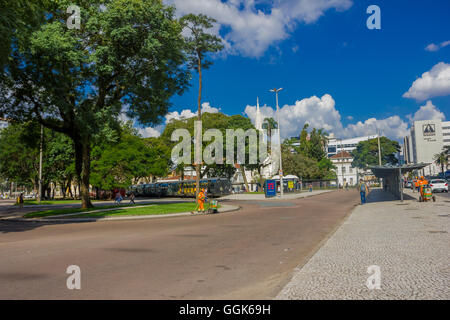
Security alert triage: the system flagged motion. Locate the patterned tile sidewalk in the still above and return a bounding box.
[276,189,450,300]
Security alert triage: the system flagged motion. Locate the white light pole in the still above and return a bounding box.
[270,88,283,197]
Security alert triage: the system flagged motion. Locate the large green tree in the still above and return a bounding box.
[351,137,400,169]
[161,112,260,187]
[90,125,171,191]
[180,13,223,199]
[0,121,75,196]
[282,127,335,180]
[0,0,189,208]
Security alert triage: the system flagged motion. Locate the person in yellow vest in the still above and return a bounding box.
[418,176,428,191]
[197,188,206,213]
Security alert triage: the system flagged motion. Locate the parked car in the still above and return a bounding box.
[429,179,448,193]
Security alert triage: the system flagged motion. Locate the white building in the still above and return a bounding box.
[403,119,450,175]
[330,151,361,186]
[326,134,379,158]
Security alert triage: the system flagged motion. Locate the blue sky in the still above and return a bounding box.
[141,0,450,140]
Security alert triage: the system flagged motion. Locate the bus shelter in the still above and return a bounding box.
[369,163,428,201]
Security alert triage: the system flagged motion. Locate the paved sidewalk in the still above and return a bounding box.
[219,189,332,201]
[277,189,450,300]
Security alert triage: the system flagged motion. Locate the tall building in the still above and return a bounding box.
[326,134,379,158]
[403,119,450,175]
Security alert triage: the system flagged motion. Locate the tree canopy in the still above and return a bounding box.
[281,125,336,180]
[91,125,171,190]
[351,137,400,169]
[0,121,75,196]
[0,0,189,207]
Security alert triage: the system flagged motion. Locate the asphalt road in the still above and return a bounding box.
[0,190,359,299]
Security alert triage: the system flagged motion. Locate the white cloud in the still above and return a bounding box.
[137,102,221,137]
[403,62,450,101]
[407,100,445,122]
[341,116,409,140]
[245,94,420,141]
[165,102,220,124]
[167,0,352,57]
[138,126,164,138]
[425,40,450,52]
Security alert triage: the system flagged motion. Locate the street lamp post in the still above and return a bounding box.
[377,130,383,189]
[270,88,283,197]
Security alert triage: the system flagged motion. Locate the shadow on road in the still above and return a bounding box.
[0,220,91,234]
[365,189,416,203]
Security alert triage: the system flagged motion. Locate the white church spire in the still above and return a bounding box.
[255,97,263,131]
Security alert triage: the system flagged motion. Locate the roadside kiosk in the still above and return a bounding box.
[265,179,277,198]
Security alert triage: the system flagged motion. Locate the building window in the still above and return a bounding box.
[342,166,346,174]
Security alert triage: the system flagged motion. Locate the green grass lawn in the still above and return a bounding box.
[24,201,218,219]
[71,202,211,218]
[24,202,159,218]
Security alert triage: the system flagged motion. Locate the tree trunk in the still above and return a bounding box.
[240,165,249,192]
[80,141,93,209]
[74,138,93,209]
[61,183,66,199]
[258,165,263,191]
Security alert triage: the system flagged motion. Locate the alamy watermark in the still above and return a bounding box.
[366,5,381,30]
[366,265,381,290]
[66,265,81,290]
[66,5,81,30]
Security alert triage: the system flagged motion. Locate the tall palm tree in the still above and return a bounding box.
[262,117,278,153]
[180,14,223,201]
[434,151,449,174]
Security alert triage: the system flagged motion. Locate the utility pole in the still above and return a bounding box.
[38,124,43,203]
[270,88,283,197]
[340,139,344,188]
[377,130,383,189]
[377,131,382,166]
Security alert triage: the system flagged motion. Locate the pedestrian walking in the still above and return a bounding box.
[345,182,349,191]
[309,184,313,192]
[114,192,123,205]
[129,192,135,205]
[18,193,24,209]
[359,179,369,205]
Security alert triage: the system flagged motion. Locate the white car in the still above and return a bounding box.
[429,179,448,193]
